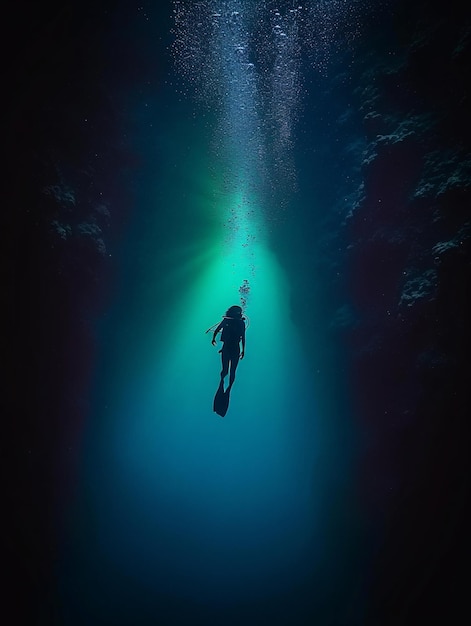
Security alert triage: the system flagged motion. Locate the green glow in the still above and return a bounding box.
[77,83,329,609]
[149,185,300,425]
[59,9,360,620]
[102,182,324,601]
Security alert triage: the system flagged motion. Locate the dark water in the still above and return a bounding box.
[7,1,470,625]
[54,3,369,624]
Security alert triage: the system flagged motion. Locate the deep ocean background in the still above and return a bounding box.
[5,1,470,624]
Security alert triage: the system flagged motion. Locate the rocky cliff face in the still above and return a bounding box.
[340,1,470,622]
[5,3,124,621]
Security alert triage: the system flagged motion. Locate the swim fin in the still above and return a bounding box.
[213,380,231,417]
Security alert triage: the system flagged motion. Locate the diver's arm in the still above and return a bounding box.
[212,322,223,345]
[240,328,246,359]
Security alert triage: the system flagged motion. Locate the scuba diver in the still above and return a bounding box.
[207,304,247,416]
[211,305,246,391]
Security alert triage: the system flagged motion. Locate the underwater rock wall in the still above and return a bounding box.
[338,1,470,622]
[5,3,124,621]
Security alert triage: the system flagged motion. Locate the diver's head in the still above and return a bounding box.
[225,305,243,319]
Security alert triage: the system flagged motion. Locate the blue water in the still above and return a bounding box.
[59,2,369,624]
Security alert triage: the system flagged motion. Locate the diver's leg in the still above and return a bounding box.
[228,349,241,387]
[220,349,229,380]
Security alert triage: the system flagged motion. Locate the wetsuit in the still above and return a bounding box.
[220,317,245,385]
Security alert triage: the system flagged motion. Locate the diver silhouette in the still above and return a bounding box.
[211,305,246,388]
[210,305,246,416]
